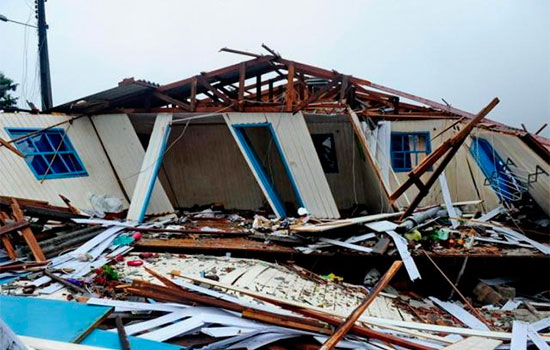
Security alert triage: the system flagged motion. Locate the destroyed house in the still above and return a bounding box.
[1,53,548,221]
[2,52,550,350]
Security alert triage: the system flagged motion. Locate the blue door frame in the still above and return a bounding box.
[232,123,303,217]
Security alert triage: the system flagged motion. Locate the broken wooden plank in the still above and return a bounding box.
[439,171,459,229]
[390,98,500,219]
[20,335,117,350]
[430,297,489,331]
[0,137,25,157]
[320,261,402,350]
[318,238,373,254]
[290,212,402,233]
[365,221,421,281]
[10,198,46,261]
[441,336,501,350]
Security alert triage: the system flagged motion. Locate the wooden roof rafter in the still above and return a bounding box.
[50,46,473,120]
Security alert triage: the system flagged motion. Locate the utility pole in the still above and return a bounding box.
[36,0,53,110]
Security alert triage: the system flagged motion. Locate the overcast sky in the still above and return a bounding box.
[1,0,548,136]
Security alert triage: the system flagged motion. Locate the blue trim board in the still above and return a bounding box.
[0,295,111,343]
[82,329,183,350]
[137,123,172,223]
[5,127,88,180]
[232,123,304,217]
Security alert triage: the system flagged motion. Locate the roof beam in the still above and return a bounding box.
[197,75,233,106]
[285,63,295,111]
[152,92,191,111]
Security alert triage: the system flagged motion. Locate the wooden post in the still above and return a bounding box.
[285,63,295,111]
[10,198,46,261]
[256,74,262,101]
[190,78,197,112]
[320,261,403,350]
[0,212,18,260]
[268,81,274,102]
[238,63,246,111]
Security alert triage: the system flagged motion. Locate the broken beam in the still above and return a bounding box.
[320,261,403,350]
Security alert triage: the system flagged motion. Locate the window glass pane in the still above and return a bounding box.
[391,135,404,152]
[404,152,412,170]
[45,132,68,151]
[43,154,69,174]
[15,138,36,154]
[8,128,87,179]
[31,133,54,152]
[416,134,427,152]
[392,152,405,169]
[390,132,430,172]
[28,155,49,175]
[60,153,84,172]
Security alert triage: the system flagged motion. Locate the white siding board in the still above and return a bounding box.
[222,113,280,215]
[476,130,550,216]
[268,114,323,215]
[225,112,339,218]
[269,113,330,217]
[126,113,173,221]
[0,113,127,210]
[92,114,174,216]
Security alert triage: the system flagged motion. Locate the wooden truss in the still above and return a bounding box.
[52,47,479,121]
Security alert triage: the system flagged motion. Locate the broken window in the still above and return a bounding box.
[390,132,431,172]
[6,128,88,180]
[311,133,338,173]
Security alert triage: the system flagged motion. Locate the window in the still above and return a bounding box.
[390,132,431,172]
[312,133,338,173]
[6,128,88,180]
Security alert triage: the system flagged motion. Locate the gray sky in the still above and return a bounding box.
[1,0,548,136]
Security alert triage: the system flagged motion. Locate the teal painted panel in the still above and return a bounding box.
[0,295,111,342]
[81,329,183,350]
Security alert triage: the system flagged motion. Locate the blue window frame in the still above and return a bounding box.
[6,128,88,180]
[390,132,431,172]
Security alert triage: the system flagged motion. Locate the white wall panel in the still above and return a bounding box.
[224,112,340,218]
[0,113,126,210]
[91,114,174,216]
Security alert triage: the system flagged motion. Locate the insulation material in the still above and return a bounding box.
[92,114,174,216]
[224,112,339,219]
[476,130,550,217]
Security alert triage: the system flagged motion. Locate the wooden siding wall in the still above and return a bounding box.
[476,130,550,216]
[0,113,127,210]
[91,114,174,215]
[306,117,392,213]
[224,112,340,219]
[388,120,500,211]
[149,118,267,211]
[131,115,386,214]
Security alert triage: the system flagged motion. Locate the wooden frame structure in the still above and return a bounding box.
[51,48,473,121]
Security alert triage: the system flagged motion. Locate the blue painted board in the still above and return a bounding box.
[81,329,183,350]
[0,295,111,343]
